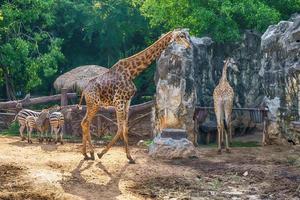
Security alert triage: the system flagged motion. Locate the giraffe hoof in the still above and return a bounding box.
[226,149,231,153]
[97,152,104,159]
[128,159,135,164]
[83,154,90,160]
[21,137,26,141]
[60,141,64,145]
[217,149,222,154]
[90,152,95,160]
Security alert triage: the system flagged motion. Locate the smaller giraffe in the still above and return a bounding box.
[213,58,239,154]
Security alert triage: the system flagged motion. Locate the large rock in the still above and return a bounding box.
[260,14,300,143]
[149,136,196,159]
[153,30,197,143]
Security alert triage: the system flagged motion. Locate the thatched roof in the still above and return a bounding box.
[54,65,109,92]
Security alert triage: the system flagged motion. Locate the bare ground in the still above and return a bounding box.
[0,136,300,200]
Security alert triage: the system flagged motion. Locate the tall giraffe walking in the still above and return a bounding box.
[78,30,190,162]
[213,58,239,154]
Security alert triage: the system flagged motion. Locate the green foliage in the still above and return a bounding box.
[0,122,19,136]
[0,0,299,102]
[0,0,64,97]
[139,0,288,42]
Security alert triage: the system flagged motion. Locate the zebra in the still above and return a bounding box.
[13,109,40,140]
[13,109,50,142]
[25,116,38,144]
[50,112,65,144]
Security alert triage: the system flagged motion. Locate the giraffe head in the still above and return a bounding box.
[225,57,239,72]
[170,29,191,48]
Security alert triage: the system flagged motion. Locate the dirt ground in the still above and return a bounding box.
[0,136,300,200]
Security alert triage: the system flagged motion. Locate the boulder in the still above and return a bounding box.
[153,29,197,143]
[260,14,300,143]
[149,136,196,159]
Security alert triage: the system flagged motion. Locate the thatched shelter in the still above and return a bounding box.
[54,65,109,92]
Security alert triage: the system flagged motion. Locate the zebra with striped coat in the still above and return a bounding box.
[25,116,38,143]
[14,109,47,141]
[25,109,50,143]
[50,112,65,144]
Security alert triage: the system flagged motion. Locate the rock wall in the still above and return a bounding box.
[260,14,300,144]
[153,30,197,143]
[153,29,264,144]
[193,30,263,107]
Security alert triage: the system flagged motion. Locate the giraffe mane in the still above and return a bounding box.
[111,31,173,68]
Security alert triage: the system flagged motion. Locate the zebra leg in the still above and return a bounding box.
[20,125,26,141]
[28,128,33,144]
[50,126,54,143]
[60,127,64,145]
[39,131,44,143]
[54,128,59,144]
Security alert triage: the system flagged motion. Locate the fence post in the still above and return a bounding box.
[61,88,68,107]
[60,88,70,135]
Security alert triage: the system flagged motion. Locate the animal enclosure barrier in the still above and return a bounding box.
[0,92,77,131]
[0,93,154,142]
[194,106,268,144]
[64,101,154,141]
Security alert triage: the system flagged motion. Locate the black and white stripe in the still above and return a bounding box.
[25,116,38,143]
[15,109,40,140]
[50,112,65,144]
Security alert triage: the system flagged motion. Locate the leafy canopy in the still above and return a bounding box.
[0,0,64,98]
[138,0,298,42]
[0,0,299,102]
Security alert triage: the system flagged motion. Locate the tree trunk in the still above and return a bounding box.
[4,71,16,100]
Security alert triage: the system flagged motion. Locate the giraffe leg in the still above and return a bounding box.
[97,102,132,160]
[122,101,134,164]
[97,109,124,159]
[215,101,224,154]
[81,104,98,160]
[224,100,233,152]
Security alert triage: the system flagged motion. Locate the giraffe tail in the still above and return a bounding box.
[77,91,85,110]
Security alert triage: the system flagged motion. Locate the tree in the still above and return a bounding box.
[0,0,64,99]
[138,0,298,42]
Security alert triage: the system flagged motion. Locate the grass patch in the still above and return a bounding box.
[63,134,81,142]
[144,139,153,146]
[198,141,260,148]
[209,179,222,190]
[231,141,260,147]
[0,122,19,136]
[286,155,300,167]
[101,134,114,142]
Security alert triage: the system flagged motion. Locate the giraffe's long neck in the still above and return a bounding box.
[111,31,173,80]
[220,61,229,83]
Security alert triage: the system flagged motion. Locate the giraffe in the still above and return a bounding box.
[78,29,191,162]
[213,58,239,154]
